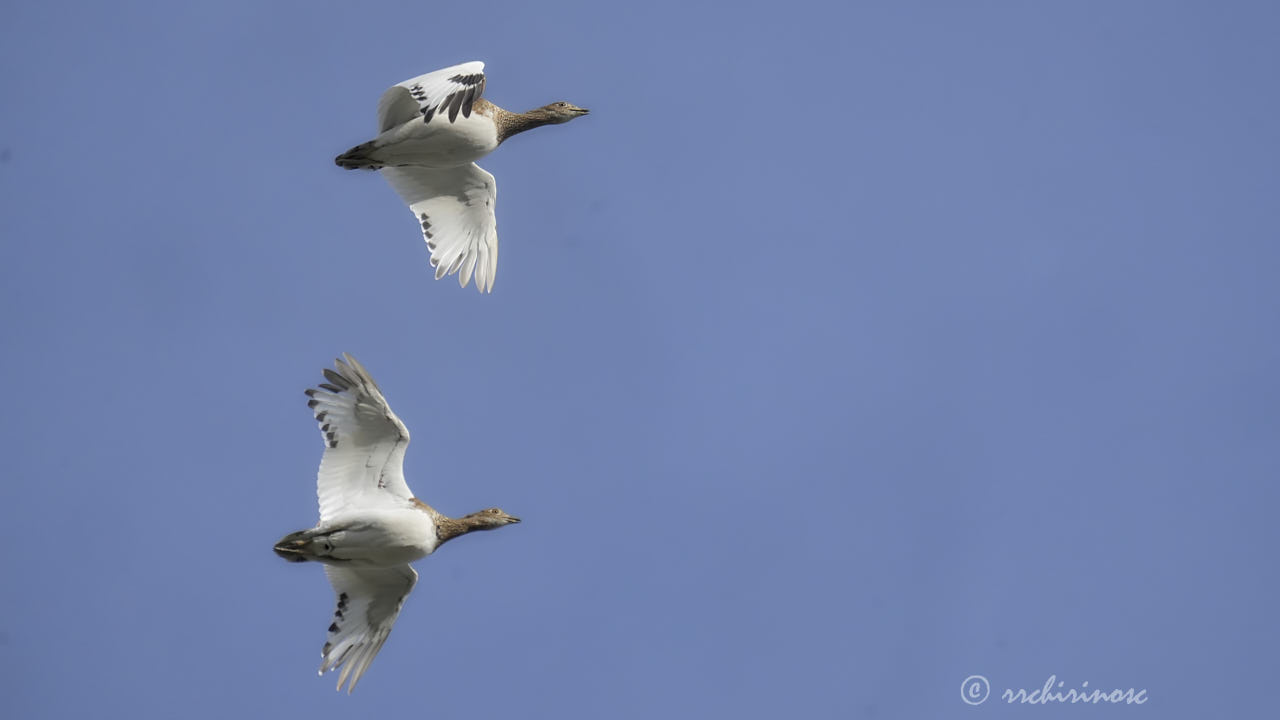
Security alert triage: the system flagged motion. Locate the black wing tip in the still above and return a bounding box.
[340,354,380,392]
[446,91,464,122]
[447,72,485,87]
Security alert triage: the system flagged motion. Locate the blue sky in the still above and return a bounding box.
[2,1,1277,717]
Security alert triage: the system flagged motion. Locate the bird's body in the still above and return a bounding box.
[276,506,439,567]
[335,61,588,292]
[274,354,519,692]
[345,100,500,169]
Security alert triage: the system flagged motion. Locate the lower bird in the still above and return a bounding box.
[274,354,520,692]
[335,60,589,293]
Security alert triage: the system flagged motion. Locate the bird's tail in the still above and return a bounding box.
[274,529,329,562]
[334,141,383,170]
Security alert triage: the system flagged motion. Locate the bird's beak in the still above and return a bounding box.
[507,515,522,524]
[575,107,590,115]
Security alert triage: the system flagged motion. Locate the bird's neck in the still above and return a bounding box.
[496,107,554,143]
[434,512,492,545]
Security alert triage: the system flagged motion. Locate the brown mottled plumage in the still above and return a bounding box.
[407,498,519,545]
[468,98,591,143]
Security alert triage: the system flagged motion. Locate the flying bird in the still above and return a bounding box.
[335,61,589,293]
[274,354,521,692]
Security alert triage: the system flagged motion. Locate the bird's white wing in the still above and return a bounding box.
[320,564,418,693]
[305,354,413,522]
[381,163,499,293]
[376,61,487,133]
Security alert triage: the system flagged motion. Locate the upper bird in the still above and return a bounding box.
[335,61,589,293]
[274,354,520,693]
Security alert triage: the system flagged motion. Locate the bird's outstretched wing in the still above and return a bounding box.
[320,564,419,693]
[377,61,487,133]
[305,354,414,522]
[381,163,499,293]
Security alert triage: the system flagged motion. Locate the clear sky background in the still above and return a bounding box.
[2,1,1277,717]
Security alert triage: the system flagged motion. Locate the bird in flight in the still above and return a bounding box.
[335,61,589,293]
[274,354,520,692]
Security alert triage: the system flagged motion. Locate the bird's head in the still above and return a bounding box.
[465,507,522,529]
[537,101,590,123]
